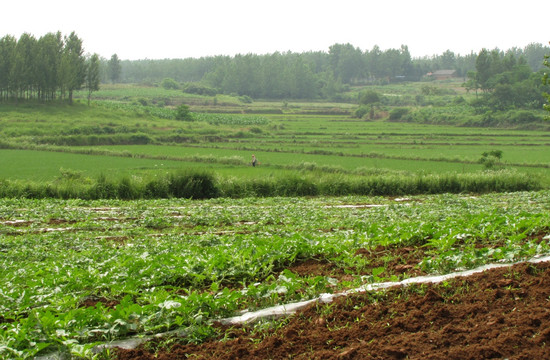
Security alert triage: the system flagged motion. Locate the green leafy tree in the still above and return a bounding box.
[329,43,365,84]
[438,50,456,69]
[543,45,550,115]
[0,31,93,103]
[12,33,37,101]
[108,53,121,84]
[359,89,381,105]
[61,31,86,104]
[36,32,63,101]
[289,56,316,98]
[0,35,16,100]
[524,42,550,71]
[475,48,492,91]
[365,45,383,82]
[86,53,100,105]
[260,52,286,98]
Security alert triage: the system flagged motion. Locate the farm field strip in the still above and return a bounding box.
[1,191,550,358]
[2,144,548,186]
[223,252,550,325]
[91,143,550,168]
[86,251,550,354]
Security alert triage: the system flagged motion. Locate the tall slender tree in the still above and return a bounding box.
[0,35,17,100]
[36,32,63,101]
[62,31,86,104]
[543,45,550,115]
[108,53,121,84]
[86,53,100,105]
[12,33,37,100]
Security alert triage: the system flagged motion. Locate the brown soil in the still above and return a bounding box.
[279,245,429,284]
[48,218,77,225]
[79,296,120,309]
[355,245,429,278]
[115,260,550,360]
[286,257,342,278]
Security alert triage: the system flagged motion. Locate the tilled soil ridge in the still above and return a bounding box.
[116,260,550,359]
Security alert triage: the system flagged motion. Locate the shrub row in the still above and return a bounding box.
[0,170,541,200]
[219,170,540,198]
[0,172,218,200]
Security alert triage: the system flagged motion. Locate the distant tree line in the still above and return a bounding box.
[0,31,100,103]
[115,43,550,100]
[464,47,550,111]
[2,31,548,103]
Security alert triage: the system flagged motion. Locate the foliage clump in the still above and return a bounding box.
[479,150,504,169]
[182,83,218,96]
[388,107,410,121]
[175,104,194,121]
[358,90,381,105]
[161,77,180,90]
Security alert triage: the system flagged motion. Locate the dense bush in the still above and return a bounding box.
[161,77,180,90]
[508,110,542,124]
[175,104,194,121]
[354,105,369,119]
[167,172,219,199]
[182,83,218,96]
[388,107,410,121]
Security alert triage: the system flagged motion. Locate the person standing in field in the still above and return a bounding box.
[251,154,257,167]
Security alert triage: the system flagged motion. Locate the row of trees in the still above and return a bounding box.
[1,30,548,104]
[0,32,100,103]
[115,43,549,100]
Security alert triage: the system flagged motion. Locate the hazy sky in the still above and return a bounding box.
[3,0,548,60]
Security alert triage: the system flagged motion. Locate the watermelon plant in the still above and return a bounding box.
[0,191,549,358]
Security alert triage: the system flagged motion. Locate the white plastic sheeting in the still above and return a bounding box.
[36,254,550,356]
[220,254,550,325]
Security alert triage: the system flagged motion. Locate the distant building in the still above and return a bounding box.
[427,69,457,80]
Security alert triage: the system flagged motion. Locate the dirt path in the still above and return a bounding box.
[115,260,550,359]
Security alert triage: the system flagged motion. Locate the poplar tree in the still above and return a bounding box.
[62,31,86,104]
[0,35,16,100]
[86,53,100,105]
[36,32,63,101]
[108,54,121,84]
[543,47,550,115]
[12,33,37,100]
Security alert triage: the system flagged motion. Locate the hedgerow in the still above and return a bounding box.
[0,169,540,200]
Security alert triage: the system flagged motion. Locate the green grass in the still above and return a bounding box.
[0,149,231,181]
[2,82,550,191]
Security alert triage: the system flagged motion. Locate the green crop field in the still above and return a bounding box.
[0,149,229,181]
[1,191,549,358]
[1,98,549,189]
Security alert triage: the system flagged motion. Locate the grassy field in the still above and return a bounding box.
[0,79,549,192]
[0,149,223,181]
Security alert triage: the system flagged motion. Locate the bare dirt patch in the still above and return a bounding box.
[286,256,342,278]
[48,218,77,225]
[79,296,120,309]
[1,219,34,227]
[282,245,428,282]
[115,260,550,360]
[356,245,429,278]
